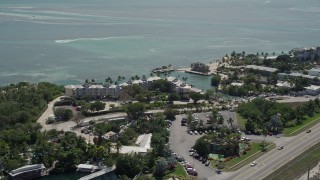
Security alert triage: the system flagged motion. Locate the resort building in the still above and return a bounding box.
[293,47,320,61]
[65,76,202,99]
[304,85,320,95]
[9,164,46,180]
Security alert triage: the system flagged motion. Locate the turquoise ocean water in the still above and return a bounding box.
[0,0,320,90]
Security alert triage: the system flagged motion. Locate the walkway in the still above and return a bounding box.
[79,165,116,180]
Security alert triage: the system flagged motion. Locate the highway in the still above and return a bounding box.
[217,122,320,180]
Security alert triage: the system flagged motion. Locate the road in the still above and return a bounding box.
[220,123,320,180]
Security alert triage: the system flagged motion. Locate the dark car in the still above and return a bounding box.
[188,170,198,176]
[202,159,207,164]
[181,123,186,126]
[193,153,200,159]
[306,129,311,133]
[199,157,203,161]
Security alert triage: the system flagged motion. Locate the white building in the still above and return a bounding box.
[119,133,152,156]
[308,68,320,77]
[65,76,202,99]
[304,85,320,95]
[245,65,278,74]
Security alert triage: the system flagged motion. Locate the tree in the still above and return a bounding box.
[267,115,283,133]
[94,123,107,146]
[105,141,113,154]
[125,102,145,120]
[193,138,210,158]
[154,157,168,176]
[116,154,143,178]
[227,117,234,131]
[53,108,73,121]
[164,108,176,120]
[211,74,221,86]
[189,92,203,104]
[168,93,180,104]
[115,141,122,154]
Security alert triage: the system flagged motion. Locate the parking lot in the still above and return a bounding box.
[169,111,238,179]
[169,114,216,179]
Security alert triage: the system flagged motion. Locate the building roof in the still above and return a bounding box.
[77,164,96,170]
[309,68,320,73]
[132,79,144,84]
[276,81,292,88]
[64,85,83,89]
[119,133,152,154]
[305,85,320,91]
[278,72,319,80]
[245,65,278,73]
[119,82,128,87]
[9,164,45,177]
[231,82,244,87]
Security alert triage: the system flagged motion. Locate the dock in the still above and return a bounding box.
[79,165,116,180]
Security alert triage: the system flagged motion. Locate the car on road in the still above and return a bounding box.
[181,123,186,126]
[250,161,257,167]
[202,158,207,163]
[278,146,284,150]
[215,169,221,174]
[189,131,193,135]
[199,157,203,161]
[189,152,194,156]
[306,129,311,133]
[193,131,198,135]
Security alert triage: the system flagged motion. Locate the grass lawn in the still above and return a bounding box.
[163,163,187,179]
[236,113,246,130]
[283,112,320,136]
[223,142,275,171]
[265,142,320,180]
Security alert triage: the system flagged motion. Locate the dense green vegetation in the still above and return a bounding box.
[0,82,64,170]
[237,98,320,134]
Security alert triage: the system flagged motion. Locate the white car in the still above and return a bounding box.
[250,161,257,167]
[194,131,198,135]
[189,152,194,156]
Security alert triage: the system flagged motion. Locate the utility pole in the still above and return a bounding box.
[307,163,310,180]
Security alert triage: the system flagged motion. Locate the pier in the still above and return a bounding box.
[78,165,116,180]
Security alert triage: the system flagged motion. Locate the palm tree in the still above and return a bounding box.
[227,117,234,131]
[105,141,113,154]
[115,141,122,154]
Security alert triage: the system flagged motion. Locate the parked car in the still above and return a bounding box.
[188,148,195,152]
[187,170,198,176]
[181,123,186,126]
[189,152,194,156]
[202,159,207,164]
[250,161,257,167]
[193,131,198,135]
[199,157,203,161]
[205,161,210,166]
[306,129,312,133]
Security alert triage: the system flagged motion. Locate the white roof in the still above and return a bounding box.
[135,133,152,148]
[279,72,319,80]
[119,146,149,154]
[309,68,320,72]
[231,82,244,87]
[147,76,161,81]
[10,164,45,176]
[132,79,144,84]
[77,164,96,169]
[305,85,320,91]
[64,85,83,89]
[276,81,292,88]
[245,65,278,73]
[119,82,128,87]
